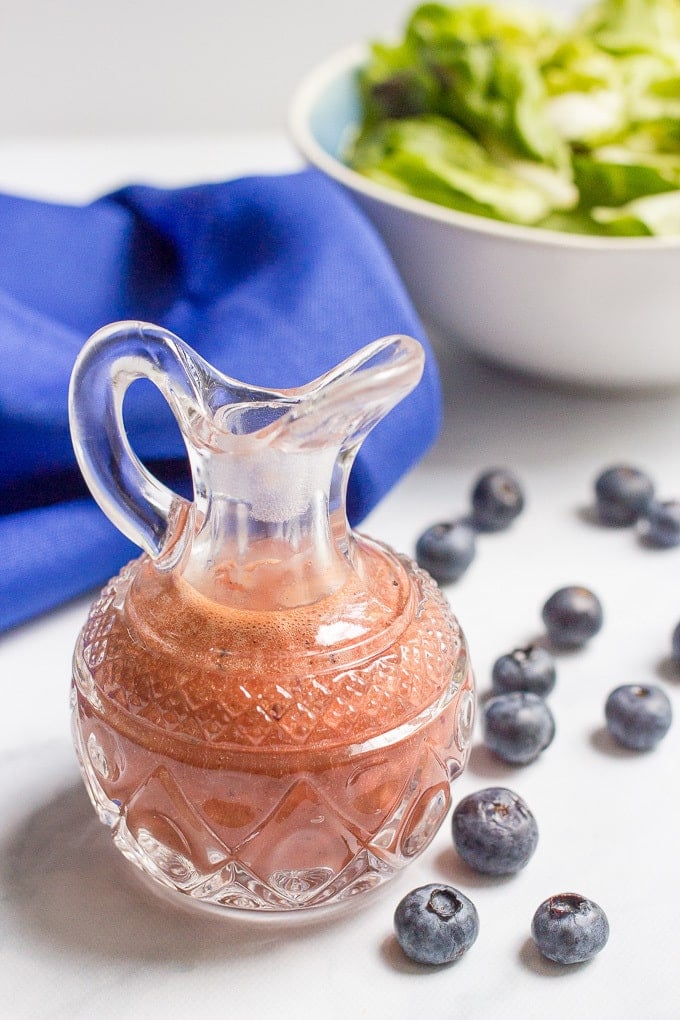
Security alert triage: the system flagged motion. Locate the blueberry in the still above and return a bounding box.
[415,519,476,584]
[605,684,672,751]
[452,787,538,875]
[471,468,525,532]
[483,692,555,765]
[542,586,603,648]
[594,465,654,526]
[393,884,479,965]
[641,499,680,548]
[492,645,556,697]
[532,893,609,964]
[672,621,680,663]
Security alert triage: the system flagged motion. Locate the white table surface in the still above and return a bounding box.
[1,135,679,1020]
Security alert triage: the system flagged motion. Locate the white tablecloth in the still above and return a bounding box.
[1,134,679,1020]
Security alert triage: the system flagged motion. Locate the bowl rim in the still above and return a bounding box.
[289,43,680,251]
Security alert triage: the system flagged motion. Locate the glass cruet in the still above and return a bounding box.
[69,320,475,913]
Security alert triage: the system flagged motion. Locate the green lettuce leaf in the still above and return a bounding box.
[574,153,680,205]
[592,188,680,232]
[359,41,441,123]
[351,116,574,224]
[542,36,621,96]
[578,0,680,59]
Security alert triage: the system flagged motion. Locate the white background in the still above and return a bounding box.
[0,0,577,137]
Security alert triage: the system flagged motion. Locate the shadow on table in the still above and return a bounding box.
[656,655,680,684]
[0,780,367,965]
[518,936,593,977]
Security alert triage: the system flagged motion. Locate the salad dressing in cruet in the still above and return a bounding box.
[69,321,474,912]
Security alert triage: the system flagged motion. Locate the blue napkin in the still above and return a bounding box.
[0,169,441,632]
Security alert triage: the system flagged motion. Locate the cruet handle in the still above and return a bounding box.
[68,320,201,564]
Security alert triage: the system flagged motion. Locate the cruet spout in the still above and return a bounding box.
[258,332,425,452]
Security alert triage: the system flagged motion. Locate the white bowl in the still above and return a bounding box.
[289,46,680,389]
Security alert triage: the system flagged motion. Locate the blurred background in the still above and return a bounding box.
[0,0,578,138]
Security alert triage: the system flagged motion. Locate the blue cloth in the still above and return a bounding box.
[0,169,441,632]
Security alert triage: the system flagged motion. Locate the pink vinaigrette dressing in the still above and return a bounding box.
[69,323,474,912]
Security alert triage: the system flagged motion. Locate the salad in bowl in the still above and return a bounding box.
[290,0,680,387]
[348,0,680,236]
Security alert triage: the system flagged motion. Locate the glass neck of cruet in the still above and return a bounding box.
[69,321,424,612]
